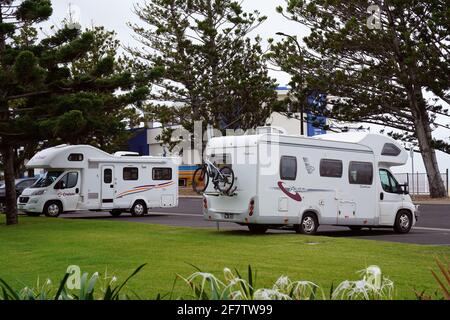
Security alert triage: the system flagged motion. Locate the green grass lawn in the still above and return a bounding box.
[0,215,448,299]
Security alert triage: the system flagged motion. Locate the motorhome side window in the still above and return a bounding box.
[55,172,78,189]
[348,162,373,185]
[104,169,112,183]
[379,169,401,193]
[123,167,139,181]
[153,168,172,180]
[320,159,343,178]
[68,153,83,161]
[280,156,297,181]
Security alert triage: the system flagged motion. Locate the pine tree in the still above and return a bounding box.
[271,0,449,198]
[0,1,157,225]
[129,0,277,142]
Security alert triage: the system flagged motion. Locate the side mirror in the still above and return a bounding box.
[400,183,409,195]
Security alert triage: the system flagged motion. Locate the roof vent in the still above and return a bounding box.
[113,151,140,157]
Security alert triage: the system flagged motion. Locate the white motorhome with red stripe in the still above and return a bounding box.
[203,131,418,234]
[18,145,179,217]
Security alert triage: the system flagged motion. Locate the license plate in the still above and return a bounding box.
[224,213,233,219]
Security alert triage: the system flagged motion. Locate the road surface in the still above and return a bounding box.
[60,198,450,246]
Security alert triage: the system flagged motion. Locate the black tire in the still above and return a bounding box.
[394,210,412,234]
[43,201,62,218]
[131,201,147,217]
[217,166,235,194]
[25,212,41,217]
[348,226,362,232]
[192,167,209,194]
[296,213,319,235]
[248,224,268,234]
[109,210,122,217]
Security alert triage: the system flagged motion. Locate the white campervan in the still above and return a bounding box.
[202,132,418,234]
[18,145,179,217]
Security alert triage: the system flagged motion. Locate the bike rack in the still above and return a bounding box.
[203,186,238,197]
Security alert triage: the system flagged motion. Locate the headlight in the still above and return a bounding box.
[32,190,46,196]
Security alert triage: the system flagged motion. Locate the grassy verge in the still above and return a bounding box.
[0,215,448,299]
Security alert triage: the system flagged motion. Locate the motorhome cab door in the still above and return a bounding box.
[378,168,403,225]
[101,166,115,209]
[54,171,81,211]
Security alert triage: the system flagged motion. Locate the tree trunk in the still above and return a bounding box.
[414,109,447,198]
[1,144,18,225]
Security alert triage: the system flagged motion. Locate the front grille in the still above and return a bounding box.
[19,197,30,204]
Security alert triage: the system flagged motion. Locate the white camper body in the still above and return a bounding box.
[203,132,418,234]
[18,145,179,217]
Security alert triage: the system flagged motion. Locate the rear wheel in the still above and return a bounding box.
[296,213,319,235]
[248,224,268,234]
[217,166,235,194]
[44,201,62,218]
[192,167,209,194]
[131,201,147,217]
[109,210,122,217]
[394,210,412,234]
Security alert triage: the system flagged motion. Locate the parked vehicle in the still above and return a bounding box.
[17,145,179,217]
[0,177,38,210]
[202,131,418,234]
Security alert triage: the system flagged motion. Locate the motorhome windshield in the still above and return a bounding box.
[31,171,63,188]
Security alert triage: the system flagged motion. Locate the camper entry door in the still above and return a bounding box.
[101,166,115,209]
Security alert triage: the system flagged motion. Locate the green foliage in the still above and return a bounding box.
[175,265,394,300]
[0,264,146,300]
[13,50,44,84]
[15,0,52,23]
[130,0,277,143]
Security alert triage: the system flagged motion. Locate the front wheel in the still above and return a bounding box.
[192,167,209,194]
[131,201,147,217]
[216,166,235,194]
[295,213,319,235]
[394,211,412,234]
[44,201,62,218]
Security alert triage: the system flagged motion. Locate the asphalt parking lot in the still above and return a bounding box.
[61,198,450,246]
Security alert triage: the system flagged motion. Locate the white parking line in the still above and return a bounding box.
[413,227,450,232]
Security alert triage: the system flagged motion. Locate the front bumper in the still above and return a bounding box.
[17,196,44,213]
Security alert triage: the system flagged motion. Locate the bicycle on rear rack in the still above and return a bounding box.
[192,159,235,195]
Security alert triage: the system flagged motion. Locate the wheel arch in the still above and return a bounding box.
[43,199,64,213]
[301,209,320,224]
[132,198,148,207]
[396,208,413,222]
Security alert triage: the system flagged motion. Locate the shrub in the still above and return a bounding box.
[0,264,146,300]
[177,265,394,300]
